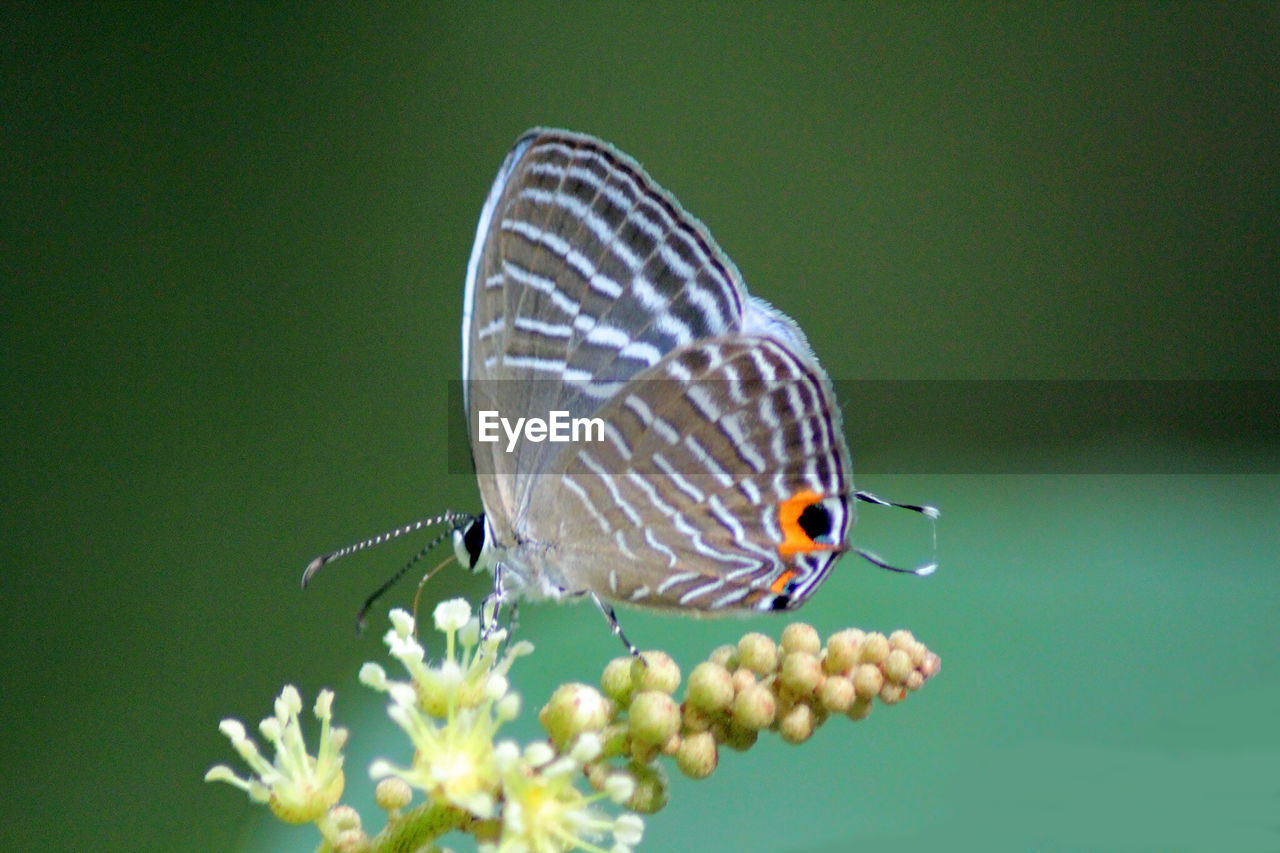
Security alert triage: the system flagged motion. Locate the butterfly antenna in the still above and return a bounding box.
[354,523,460,633]
[854,490,940,576]
[301,511,472,588]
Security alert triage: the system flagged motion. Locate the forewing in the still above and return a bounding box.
[463,129,756,525]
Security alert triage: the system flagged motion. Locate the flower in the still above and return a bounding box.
[482,736,645,853]
[363,600,530,820]
[205,685,347,824]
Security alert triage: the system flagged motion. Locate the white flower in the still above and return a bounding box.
[487,733,645,853]
[205,685,347,824]
[362,600,531,820]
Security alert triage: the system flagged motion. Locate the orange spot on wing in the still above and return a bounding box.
[777,489,839,558]
[770,570,798,594]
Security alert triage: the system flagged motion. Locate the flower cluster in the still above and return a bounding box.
[206,606,941,851]
[541,625,942,809]
[208,600,646,853]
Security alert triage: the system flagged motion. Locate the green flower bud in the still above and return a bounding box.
[722,721,759,751]
[601,656,635,705]
[675,731,718,779]
[633,651,681,695]
[709,644,738,669]
[629,690,681,747]
[624,760,669,814]
[847,698,873,721]
[540,683,611,749]
[730,683,776,731]
[686,661,735,714]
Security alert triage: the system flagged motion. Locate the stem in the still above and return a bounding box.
[370,802,473,853]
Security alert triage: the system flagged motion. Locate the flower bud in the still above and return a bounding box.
[860,632,890,665]
[880,682,907,705]
[374,778,412,813]
[737,633,778,675]
[540,683,611,749]
[601,657,635,704]
[824,628,865,674]
[852,663,884,700]
[730,683,776,730]
[883,649,913,684]
[628,690,681,747]
[780,622,821,656]
[675,731,718,779]
[721,721,759,751]
[817,674,855,713]
[623,760,669,814]
[778,701,816,744]
[633,651,681,695]
[332,828,371,853]
[847,698,873,721]
[709,644,738,669]
[686,661,735,714]
[731,667,758,696]
[779,651,823,697]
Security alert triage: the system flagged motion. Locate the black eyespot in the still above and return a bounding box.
[462,514,486,569]
[770,594,792,611]
[797,501,833,541]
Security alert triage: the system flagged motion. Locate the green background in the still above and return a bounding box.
[4,4,1278,851]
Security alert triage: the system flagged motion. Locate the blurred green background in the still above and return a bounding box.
[4,3,1278,851]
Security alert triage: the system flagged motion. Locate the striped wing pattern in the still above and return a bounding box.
[524,336,853,612]
[462,128,854,613]
[464,130,749,525]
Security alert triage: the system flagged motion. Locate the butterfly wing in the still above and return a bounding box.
[463,129,755,531]
[521,333,854,613]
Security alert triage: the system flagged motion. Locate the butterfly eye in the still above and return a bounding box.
[452,514,487,570]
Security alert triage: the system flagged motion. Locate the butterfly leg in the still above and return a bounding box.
[588,592,642,659]
[480,561,509,640]
[500,600,521,656]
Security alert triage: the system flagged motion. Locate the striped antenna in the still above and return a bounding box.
[300,511,474,587]
[356,533,460,633]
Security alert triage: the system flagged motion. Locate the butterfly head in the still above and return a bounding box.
[452,512,494,574]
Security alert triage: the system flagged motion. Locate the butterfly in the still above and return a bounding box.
[305,129,935,649]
